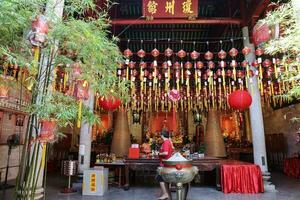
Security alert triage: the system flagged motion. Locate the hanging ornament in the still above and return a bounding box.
[164,47,173,57]
[226,70,233,78]
[168,89,181,102]
[128,61,136,69]
[140,61,147,69]
[263,59,272,67]
[208,61,215,69]
[174,62,181,70]
[28,15,49,47]
[229,48,238,57]
[39,120,56,143]
[252,23,271,46]
[241,60,248,68]
[242,47,251,56]
[137,49,146,58]
[71,61,82,80]
[252,60,259,68]
[204,51,213,60]
[218,50,227,60]
[151,48,160,57]
[184,62,192,69]
[162,62,168,70]
[177,49,187,59]
[228,90,252,110]
[255,48,264,57]
[99,96,121,111]
[196,61,204,69]
[123,48,133,58]
[190,50,200,60]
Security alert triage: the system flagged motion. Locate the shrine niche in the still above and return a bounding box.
[220,112,239,139]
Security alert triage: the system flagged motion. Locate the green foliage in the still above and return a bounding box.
[258,1,300,101]
[0,0,129,129]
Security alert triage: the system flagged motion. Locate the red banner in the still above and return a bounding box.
[143,0,198,18]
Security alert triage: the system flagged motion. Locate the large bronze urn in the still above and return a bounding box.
[157,153,198,200]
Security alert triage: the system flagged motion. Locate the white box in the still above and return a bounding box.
[82,168,108,196]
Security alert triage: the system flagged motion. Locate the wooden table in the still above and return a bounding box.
[94,162,125,187]
[124,157,223,190]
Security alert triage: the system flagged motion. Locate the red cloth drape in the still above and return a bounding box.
[221,164,264,194]
[284,158,300,179]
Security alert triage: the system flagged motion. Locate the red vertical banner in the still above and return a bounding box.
[143,0,198,18]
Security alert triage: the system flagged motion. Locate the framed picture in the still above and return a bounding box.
[16,115,25,126]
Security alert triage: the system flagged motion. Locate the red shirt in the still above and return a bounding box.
[159,139,174,166]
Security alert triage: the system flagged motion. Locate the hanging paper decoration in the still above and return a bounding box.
[28,15,49,47]
[196,61,204,69]
[164,48,173,57]
[137,49,146,58]
[242,47,251,56]
[168,89,181,102]
[190,50,200,60]
[99,96,121,111]
[151,48,160,57]
[204,51,213,60]
[184,62,192,69]
[252,23,271,46]
[74,80,89,100]
[218,50,227,60]
[39,120,56,143]
[255,48,264,57]
[228,90,252,110]
[177,49,187,59]
[123,48,133,58]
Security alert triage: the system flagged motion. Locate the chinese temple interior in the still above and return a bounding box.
[0,0,300,200]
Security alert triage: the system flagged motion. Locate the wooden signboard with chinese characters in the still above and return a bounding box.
[143,0,198,18]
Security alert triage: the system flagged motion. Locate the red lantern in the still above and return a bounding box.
[151,48,160,57]
[242,47,251,56]
[190,50,200,60]
[229,48,238,57]
[253,23,271,46]
[139,61,147,69]
[216,69,222,76]
[218,50,227,59]
[128,61,136,69]
[204,51,213,60]
[196,61,204,69]
[228,90,252,111]
[162,62,168,69]
[164,48,173,57]
[263,59,272,67]
[99,96,121,111]
[230,60,237,68]
[174,62,181,70]
[184,62,192,69]
[252,61,259,68]
[29,15,49,46]
[249,70,255,77]
[123,48,133,58]
[208,61,215,69]
[255,48,264,56]
[226,70,233,77]
[177,49,187,58]
[137,49,146,58]
[241,60,248,68]
[71,61,82,79]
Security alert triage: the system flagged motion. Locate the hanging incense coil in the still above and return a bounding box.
[111,110,131,157]
[204,109,226,157]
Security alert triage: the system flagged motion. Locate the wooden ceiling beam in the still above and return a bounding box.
[247,0,271,26]
[111,18,242,26]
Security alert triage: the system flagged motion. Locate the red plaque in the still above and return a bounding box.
[143,0,198,18]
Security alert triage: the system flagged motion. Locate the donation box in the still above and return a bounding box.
[82,167,108,196]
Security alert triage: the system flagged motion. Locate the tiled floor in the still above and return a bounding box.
[1,172,300,200]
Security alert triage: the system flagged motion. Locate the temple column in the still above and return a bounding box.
[242,27,275,191]
[78,91,95,173]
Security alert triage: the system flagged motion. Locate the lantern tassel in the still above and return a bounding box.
[77,100,83,128]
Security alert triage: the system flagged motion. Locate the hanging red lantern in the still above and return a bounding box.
[39,120,56,143]
[252,60,259,68]
[28,15,49,46]
[151,48,160,57]
[196,61,204,69]
[218,50,227,59]
[263,59,272,67]
[228,90,252,111]
[226,70,233,77]
[168,89,181,102]
[219,61,226,68]
[164,48,173,57]
[74,80,89,100]
[139,61,147,69]
[144,70,150,77]
[133,69,139,77]
[202,74,208,80]
[137,49,146,58]
[208,61,215,69]
[184,62,192,69]
[229,48,238,57]
[255,48,264,56]
[177,49,187,58]
[99,96,121,111]
[249,70,255,77]
[190,50,200,60]
[128,61,136,69]
[158,74,162,80]
[230,60,237,68]
[185,70,191,78]
[162,62,168,69]
[237,70,245,78]
[241,60,248,68]
[175,70,180,79]
[71,61,82,80]
[174,62,181,70]
[216,69,222,76]
[242,47,251,56]
[252,23,271,46]
[123,48,133,58]
[204,51,213,60]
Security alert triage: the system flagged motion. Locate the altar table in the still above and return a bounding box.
[221,162,264,194]
[284,158,300,179]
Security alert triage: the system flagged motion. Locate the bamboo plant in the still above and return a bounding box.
[0,0,129,199]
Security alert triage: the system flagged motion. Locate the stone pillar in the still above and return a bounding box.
[78,91,95,173]
[242,27,275,191]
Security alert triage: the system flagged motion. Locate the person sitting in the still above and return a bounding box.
[141,138,151,154]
